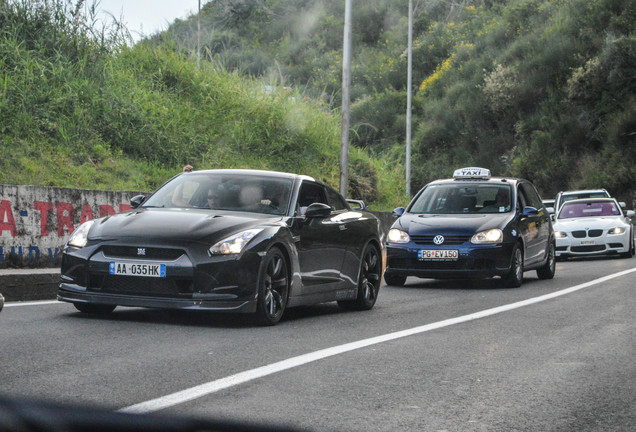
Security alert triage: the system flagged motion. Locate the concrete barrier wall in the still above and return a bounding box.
[0,184,142,266]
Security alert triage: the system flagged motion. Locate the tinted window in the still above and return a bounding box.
[409,183,512,214]
[297,181,328,215]
[326,187,348,211]
[519,183,543,209]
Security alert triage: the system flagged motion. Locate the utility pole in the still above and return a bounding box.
[197,0,201,67]
[339,0,353,197]
[406,0,413,197]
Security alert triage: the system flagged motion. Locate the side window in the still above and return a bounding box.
[297,181,328,215]
[520,183,542,209]
[326,186,348,211]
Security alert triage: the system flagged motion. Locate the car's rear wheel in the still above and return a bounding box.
[536,242,556,279]
[255,247,289,326]
[502,244,523,288]
[73,303,116,314]
[338,244,381,311]
[383,272,406,287]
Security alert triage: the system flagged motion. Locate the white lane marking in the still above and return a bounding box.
[3,300,61,307]
[120,267,636,414]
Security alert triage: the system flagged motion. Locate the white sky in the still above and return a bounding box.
[96,0,202,42]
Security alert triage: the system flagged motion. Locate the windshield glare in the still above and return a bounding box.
[142,173,293,215]
[558,201,620,219]
[409,183,512,214]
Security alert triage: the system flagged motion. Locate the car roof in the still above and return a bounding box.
[560,197,617,205]
[558,189,608,195]
[427,176,521,187]
[186,169,317,183]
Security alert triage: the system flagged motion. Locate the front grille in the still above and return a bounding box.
[410,235,471,245]
[588,230,603,237]
[101,246,185,260]
[571,245,606,253]
[571,231,586,238]
[89,275,193,297]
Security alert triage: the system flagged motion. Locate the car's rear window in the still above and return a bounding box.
[558,201,620,219]
[409,184,513,214]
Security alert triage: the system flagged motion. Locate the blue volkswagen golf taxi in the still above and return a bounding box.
[384,168,556,287]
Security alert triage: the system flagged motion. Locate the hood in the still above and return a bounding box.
[87,208,280,244]
[394,213,512,236]
[553,216,625,232]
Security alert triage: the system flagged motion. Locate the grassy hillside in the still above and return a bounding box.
[0,0,404,209]
[158,0,636,202]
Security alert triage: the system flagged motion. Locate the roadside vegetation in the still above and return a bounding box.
[160,0,635,202]
[0,0,403,209]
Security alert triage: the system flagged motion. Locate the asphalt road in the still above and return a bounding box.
[1,257,635,431]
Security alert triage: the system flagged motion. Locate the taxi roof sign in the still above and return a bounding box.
[453,167,491,179]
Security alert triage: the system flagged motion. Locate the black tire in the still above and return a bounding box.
[536,242,556,279]
[255,247,289,326]
[338,244,382,311]
[502,244,523,288]
[383,272,406,287]
[73,303,116,314]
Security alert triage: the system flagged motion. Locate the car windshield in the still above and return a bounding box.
[558,201,620,219]
[142,173,293,215]
[409,183,513,214]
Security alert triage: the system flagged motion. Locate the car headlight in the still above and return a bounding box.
[209,229,263,255]
[387,229,410,243]
[608,227,626,235]
[67,220,94,248]
[554,231,568,238]
[471,228,503,244]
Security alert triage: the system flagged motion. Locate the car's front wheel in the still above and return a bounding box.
[536,242,556,279]
[383,272,406,287]
[620,230,634,258]
[73,303,116,314]
[255,247,289,326]
[338,244,382,311]
[502,244,523,288]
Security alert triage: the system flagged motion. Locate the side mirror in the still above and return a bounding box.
[130,195,146,209]
[547,207,555,215]
[392,207,405,217]
[346,199,367,210]
[0,293,4,312]
[305,202,332,218]
[626,210,635,218]
[521,207,539,217]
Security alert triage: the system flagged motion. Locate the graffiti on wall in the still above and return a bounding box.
[0,185,143,264]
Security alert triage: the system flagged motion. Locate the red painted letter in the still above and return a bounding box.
[99,205,116,217]
[34,201,54,236]
[56,202,75,236]
[0,200,17,237]
[80,205,94,223]
[119,204,132,213]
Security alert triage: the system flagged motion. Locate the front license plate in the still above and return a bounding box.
[109,262,166,277]
[580,240,595,245]
[418,249,459,260]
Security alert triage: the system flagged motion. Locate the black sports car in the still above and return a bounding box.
[58,169,385,325]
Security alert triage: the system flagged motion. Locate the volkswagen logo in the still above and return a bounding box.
[433,235,445,245]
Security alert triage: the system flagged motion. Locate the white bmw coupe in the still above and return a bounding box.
[553,198,635,259]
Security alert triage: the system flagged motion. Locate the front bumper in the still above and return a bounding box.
[57,241,262,313]
[385,242,514,279]
[555,233,630,257]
